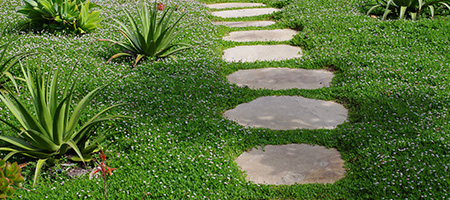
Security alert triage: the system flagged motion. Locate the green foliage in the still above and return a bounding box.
[100,1,191,68]
[0,65,127,186]
[366,0,450,20]
[290,31,313,50]
[0,31,31,93]
[17,0,103,34]
[0,159,24,199]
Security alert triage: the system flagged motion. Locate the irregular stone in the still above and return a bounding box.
[206,3,265,9]
[66,167,90,178]
[235,144,346,185]
[223,45,302,62]
[223,96,347,130]
[212,8,280,18]
[213,21,275,27]
[223,29,298,42]
[227,68,334,90]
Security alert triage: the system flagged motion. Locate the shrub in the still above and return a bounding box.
[99,1,191,68]
[17,0,103,34]
[366,0,450,20]
[0,65,127,186]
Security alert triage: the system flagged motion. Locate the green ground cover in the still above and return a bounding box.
[0,0,449,199]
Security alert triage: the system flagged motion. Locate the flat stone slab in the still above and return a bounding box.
[212,8,280,18]
[227,68,334,90]
[223,29,298,42]
[206,3,265,9]
[223,45,302,62]
[223,96,347,130]
[213,21,275,27]
[235,144,345,185]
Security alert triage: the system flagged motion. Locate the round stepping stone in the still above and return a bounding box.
[223,96,347,130]
[235,144,345,185]
[213,21,275,27]
[223,29,298,42]
[223,45,302,62]
[206,3,265,9]
[212,8,280,18]
[227,68,334,90]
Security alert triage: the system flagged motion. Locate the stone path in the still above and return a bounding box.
[235,144,345,185]
[223,45,303,62]
[213,21,275,27]
[226,68,334,90]
[223,29,298,42]
[223,96,348,130]
[212,8,280,18]
[206,2,265,9]
[208,1,347,186]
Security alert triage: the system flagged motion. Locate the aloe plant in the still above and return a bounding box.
[367,0,450,20]
[0,159,24,198]
[17,0,103,34]
[99,1,191,67]
[0,65,127,186]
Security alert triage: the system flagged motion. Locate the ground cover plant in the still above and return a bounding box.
[0,0,449,199]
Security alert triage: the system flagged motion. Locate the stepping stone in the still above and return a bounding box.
[206,3,265,9]
[235,144,345,185]
[213,21,275,27]
[227,68,334,90]
[223,96,347,130]
[223,29,298,42]
[223,45,302,62]
[212,8,280,18]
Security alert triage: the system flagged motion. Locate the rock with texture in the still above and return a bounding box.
[212,8,280,18]
[206,3,265,9]
[223,45,302,62]
[223,29,298,42]
[227,68,334,90]
[235,144,346,185]
[223,96,347,130]
[213,21,275,27]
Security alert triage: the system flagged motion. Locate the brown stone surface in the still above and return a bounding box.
[223,96,348,130]
[206,3,265,9]
[212,8,280,18]
[235,144,345,185]
[213,21,275,27]
[223,29,298,42]
[223,45,303,62]
[226,68,334,90]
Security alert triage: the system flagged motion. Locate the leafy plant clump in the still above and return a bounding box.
[0,159,24,199]
[0,65,127,186]
[366,0,450,20]
[17,0,103,34]
[100,1,192,68]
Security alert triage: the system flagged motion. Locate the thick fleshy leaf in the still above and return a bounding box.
[33,159,47,187]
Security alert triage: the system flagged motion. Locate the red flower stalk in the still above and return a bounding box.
[90,147,116,200]
[90,149,116,179]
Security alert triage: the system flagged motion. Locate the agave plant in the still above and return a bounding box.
[17,0,103,34]
[99,1,191,68]
[367,0,450,20]
[0,65,127,186]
